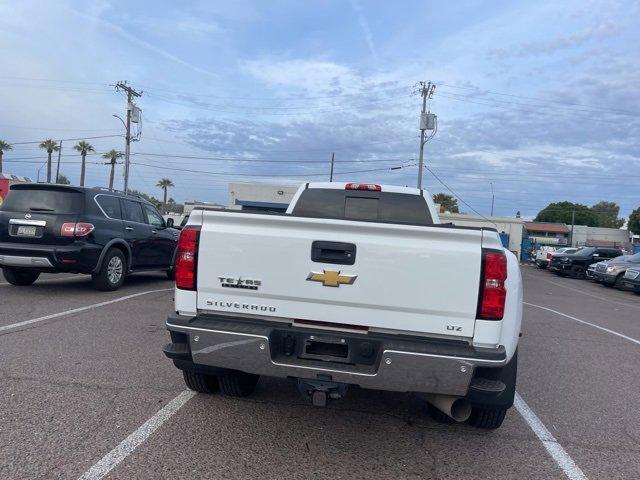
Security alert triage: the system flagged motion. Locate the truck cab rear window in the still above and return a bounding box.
[0,187,83,213]
[292,188,433,226]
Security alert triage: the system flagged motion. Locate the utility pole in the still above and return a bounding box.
[55,140,62,184]
[329,152,335,182]
[417,81,436,190]
[114,81,142,192]
[570,208,576,247]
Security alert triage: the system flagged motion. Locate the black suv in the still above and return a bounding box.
[0,184,179,290]
[549,246,623,279]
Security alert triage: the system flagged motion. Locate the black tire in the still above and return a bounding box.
[570,266,586,279]
[468,407,508,429]
[427,403,455,424]
[91,248,126,291]
[218,371,260,397]
[2,267,40,286]
[182,370,219,394]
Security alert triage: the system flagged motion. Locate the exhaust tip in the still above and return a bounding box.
[425,394,472,423]
[450,398,472,422]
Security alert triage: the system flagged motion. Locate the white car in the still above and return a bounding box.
[163,182,523,429]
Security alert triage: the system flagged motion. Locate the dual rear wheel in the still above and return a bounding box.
[183,370,259,397]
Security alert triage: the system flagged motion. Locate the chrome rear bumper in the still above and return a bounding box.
[166,314,507,396]
[0,255,53,268]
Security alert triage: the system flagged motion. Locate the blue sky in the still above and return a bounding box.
[0,0,639,218]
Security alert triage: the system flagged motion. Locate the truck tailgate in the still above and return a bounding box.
[196,212,483,338]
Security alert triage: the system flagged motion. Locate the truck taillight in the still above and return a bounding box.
[61,222,94,237]
[477,249,507,320]
[175,226,200,290]
[345,183,381,191]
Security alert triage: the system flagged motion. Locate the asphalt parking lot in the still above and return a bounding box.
[1,267,639,480]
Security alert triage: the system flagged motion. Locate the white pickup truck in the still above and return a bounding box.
[164,182,522,429]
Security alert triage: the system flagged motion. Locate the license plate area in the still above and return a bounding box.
[270,329,380,366]
[16,226,38,237]
[305,339,348,358]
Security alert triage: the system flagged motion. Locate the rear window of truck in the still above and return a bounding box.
[0,186,83,214]
[291,188,433,226]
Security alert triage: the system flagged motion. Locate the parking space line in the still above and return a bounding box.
[0,288,172,334]
[77,390,195,480]
[514,393,587,480]
[524,302,640,346]
[522,270,640,310]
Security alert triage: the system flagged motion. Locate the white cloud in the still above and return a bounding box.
[350,0,377,60]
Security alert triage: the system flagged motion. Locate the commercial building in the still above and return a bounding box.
[228,183,298,212]
[523,222,570,246]
[570,225,630,248]
[440,213,525,258]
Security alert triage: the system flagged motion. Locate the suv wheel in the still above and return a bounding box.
[92,248,126,291]
[183,370,219,394]
[467,407,508,429]
[218,371,260,397]
[2,267,40,286]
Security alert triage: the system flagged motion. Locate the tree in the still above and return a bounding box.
[102,150,123,190]
[39,139,60,183]
[0,140,12,174]
[432,193,459,213]
[629,207,640,235]
[590,201,624,228]
[156,178,175,207]
[56,173,71,185]
[73,141,94,187]
[534,201,600,227]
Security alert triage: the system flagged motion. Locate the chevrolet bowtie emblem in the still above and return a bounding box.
[306,270,357,287]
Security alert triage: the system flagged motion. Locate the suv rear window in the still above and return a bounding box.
[291,188,433,226]
[0,186,83,214]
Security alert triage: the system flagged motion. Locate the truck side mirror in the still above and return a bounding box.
[166,217,174,228]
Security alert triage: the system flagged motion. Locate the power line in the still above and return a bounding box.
[129,161,415,178]
[129,152,413,164]
[8,134,123,145]
[434,81,637,117]
[425,166,496,224]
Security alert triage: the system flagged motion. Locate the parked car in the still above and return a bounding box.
[623,268,640,294]
[534,246,555,268]
[593,253,640,288]
[545,247,579,271]
[548,246,624,278]
[587,261,605,280]
[0,184,179,290]
[164,182,522,429]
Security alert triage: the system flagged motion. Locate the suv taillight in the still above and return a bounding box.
[61,222,94,237]
[175,226,200,290]
[477,249,507,320]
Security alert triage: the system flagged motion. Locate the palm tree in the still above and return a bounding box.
[73,141,94,187]
[156,178,175,207]
[0,140,12,174]
[39,139,60,183]
[102,150,124,190]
